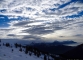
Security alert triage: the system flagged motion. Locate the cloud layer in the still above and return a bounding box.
[0,0,83,43]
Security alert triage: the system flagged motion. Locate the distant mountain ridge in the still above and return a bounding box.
[30,42,76,54]
[62,43,83,59]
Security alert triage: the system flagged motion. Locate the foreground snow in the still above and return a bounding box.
[0,45,42,60]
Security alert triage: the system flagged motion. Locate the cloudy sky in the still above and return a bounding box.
[0,0,83,43]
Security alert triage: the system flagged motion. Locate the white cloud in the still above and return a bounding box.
[58,1,83,17]
[0,0,83,42]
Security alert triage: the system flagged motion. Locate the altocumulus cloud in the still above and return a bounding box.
[0,0,83,43]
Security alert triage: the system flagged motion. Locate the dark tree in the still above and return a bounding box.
[3,43,5,46]
[37,53,41,57]
[14,43,18,48]
[25,47,29,54]
[0,39,1,46]
[5,43,10,47]
[19,48,22,52]
[29,52,32,56]
[44,55,47,60]
[34,50,37,56]
[18,44,22,48]
[12,49,13,52]
[10,46,12,48]
[36,51,41,58]
[0,39,1,42]
[25,50,28,54]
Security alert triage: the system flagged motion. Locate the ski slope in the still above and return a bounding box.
[0,45,43,60]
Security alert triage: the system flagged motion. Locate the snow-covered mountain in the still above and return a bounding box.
[0,46,42,60]
[0,39,55,60]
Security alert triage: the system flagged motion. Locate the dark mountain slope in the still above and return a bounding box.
[62,44,83,59]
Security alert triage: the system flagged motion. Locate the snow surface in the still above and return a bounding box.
[0,39,56,60]
[0,44,43,60]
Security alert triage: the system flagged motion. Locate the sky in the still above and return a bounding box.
[0,0,83,43]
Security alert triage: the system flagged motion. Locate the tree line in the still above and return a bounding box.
[0,39,60,60]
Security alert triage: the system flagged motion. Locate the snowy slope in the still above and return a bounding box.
[0,44,42,60]
[0,40,55,60]
[0,46,42,60]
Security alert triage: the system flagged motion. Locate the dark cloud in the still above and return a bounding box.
[13,10,22,14]
[0,9,7,13]
[59,36,65,37]
[77,0,83,3]
[7,34,16,36]
[0,29,12,31]
[74,34,83,37]
[22,26,53,35]
[22,24,64,35]
[22,35,42,40]
[0,15,8,20]
[13,21,29,26]
[0,0,3,3]
[53,40,77,45]
[64,20,83,29]
[78,23,83,27]
[54,26,64,30]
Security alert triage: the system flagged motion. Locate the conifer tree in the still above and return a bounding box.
[5,43,10,47]
[44,55,47,60]
[19,48,22,52]
[12,49,13,52]
[3,43,5,46]
[0,39,1,42]
[15,43,18,48]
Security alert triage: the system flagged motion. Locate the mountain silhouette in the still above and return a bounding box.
[62,44,83,59]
